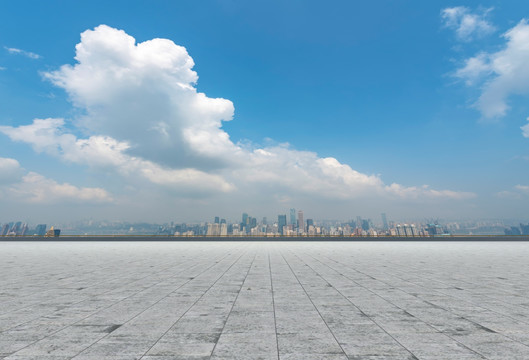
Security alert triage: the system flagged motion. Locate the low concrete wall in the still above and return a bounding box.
[1,236,529,241]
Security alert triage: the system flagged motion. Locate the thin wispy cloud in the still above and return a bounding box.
[441,6,495,42]
[0,157,111,203]
[454,20,529,121]
[4,46,41,59]
[497,185,529,199]
[522,117,529,138]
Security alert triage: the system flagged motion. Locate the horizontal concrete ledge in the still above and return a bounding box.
[1,235,529,241]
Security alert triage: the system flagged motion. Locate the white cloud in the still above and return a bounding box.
[10,172,112,204]
[515,184,529,195]
[454,53,491,86]
[441,6,495,42]
[497,185,529,199]
[455,20,529,119]
[0,156,111,203]
[1,25,474,214]
[384,183,475,200]
[0,66,6,71]
[0,157,23,184]
[0,118,235,195]
[4,46,41,59]
[43,25,237,170]
[522,117,529,138]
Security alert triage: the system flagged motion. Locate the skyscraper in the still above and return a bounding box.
[381,213,388,230]
[214,216,220,224]
[298,210,304,233]
[278,215,287,235]
[290,208,296,226]
[242,213,248,225]
[20,223,28,236]
[10,221,21,235]
[361,220,370,231]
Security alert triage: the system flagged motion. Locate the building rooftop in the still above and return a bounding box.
[1,241,528,359]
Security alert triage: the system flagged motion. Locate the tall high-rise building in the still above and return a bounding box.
[207,223,221,236]
[214,216,220,224]
[220,218,226,224]
[20,223,28,236]
[290,208,296,226]
[242,213,248,225]
[10,221,21,235]
[403,224,418,237]
[426,224,443,236]
[262,217,267,225]
[220,223,228,236]
[505,227,521,235]
[356,216,362,229]
[298,210,304,232]
[0,224,9,236]
[278,215,287,235]
[361,219,370,231]
[381,213,388,230]
[306,219,314,228]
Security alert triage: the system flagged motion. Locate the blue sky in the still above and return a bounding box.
[1,0,529,223]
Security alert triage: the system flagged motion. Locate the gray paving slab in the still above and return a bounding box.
[1,241,529,359]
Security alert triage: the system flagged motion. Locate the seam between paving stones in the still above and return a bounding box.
[9,249,234,357]
[268,246,280,360]
[279,251,350,359]
[303,249,489,359]
[326,245,529,323]
[75,246,249,359]
[286,249,423,360]
[0,255,202,334]
[133,248,253,359]
[0,247,215,322]
[7,246,242,358]
[379,254,529,325]
[206,252,258,359]
[0,249,221,333]
[380,247,528,299]
[314,249,529,350]
[0,241,193,305]
[0,255,153,317]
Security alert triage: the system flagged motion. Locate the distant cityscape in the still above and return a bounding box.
[2,209,529,237]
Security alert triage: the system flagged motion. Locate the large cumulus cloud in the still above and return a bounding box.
[0,25,474,217]
[44,25,238,170]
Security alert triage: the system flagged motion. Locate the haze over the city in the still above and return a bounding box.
[1,1,529,223]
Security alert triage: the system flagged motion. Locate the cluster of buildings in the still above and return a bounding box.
[200,210,316,236]
[198,211,450,237]
[0,222,60,237]
[3,215,528,237]
[0,222,47,236]
[504,224,529,236]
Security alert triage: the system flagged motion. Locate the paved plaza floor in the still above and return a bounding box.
[1,241,529,359]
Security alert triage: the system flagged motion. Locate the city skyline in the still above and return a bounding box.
[3,211,529,237]
[2,1,529,222]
